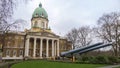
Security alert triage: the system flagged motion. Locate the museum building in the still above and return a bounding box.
[0,3,72,60]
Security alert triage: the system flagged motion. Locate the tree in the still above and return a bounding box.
[0,19,27,51]
[66,28,78,49]
[0,0,31,31]
[66,26,92,49]
[94,12,120,56]
[77,26,92,47]
[0,0,31,51]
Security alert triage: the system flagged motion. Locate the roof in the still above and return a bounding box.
[32,3,48,19]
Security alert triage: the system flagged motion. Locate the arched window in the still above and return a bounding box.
[13,50,16,56]
[35,13,38,17]
[42,22,44,28]
[41,13,44,17]
[19,50,23,56]
[46,23,48,29]
[34,21,38,27]
[6,50,10,56]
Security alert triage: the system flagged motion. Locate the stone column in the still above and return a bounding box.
[52,40,54,57]
[33,38,36,57]
[57,40,59,56]
[46,39,49,57]
[25,37,29,57]
[40,38,43,58]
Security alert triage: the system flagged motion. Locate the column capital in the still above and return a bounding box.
[46,38,49,41]
[52,39,55,41]
[42,38,49,41]
[34,37,37,40]
[57,39,59,41]
[40,38,43,40]
[26,35,30,39]
[26,37,30,40]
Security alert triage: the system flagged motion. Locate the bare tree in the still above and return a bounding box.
[66,26,92,49]
[0,19,27,51]
[77,26,92,47]
[0,0,31,31]
[0,0,31,51]
[66,28,78,49]
[94,12,120,56]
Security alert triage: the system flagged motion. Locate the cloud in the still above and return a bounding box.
[13,0,120,36]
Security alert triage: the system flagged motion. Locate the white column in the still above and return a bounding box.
[52,40,54,57]
[46,39,49,57]
[33,38,36,57]
[57,40,60,56]
[25,37,29,57]
[40,38,43,58]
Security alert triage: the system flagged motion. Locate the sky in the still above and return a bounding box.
[13,0,120,36]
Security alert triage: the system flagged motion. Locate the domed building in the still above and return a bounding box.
[0,3,72,60]
[31,3,49,32]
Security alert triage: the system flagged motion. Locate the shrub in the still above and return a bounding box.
[82,56,90,61]
[77,55,120,64]
[95,56,109,64]
[107,56,119,64]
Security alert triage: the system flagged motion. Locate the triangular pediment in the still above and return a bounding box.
[27,31,59,38]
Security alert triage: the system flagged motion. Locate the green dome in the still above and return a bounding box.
[32,3,48,19]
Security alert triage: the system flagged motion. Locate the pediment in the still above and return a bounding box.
[41,32,59,38]
[27,32,59,38]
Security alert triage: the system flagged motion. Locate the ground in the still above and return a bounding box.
[115,66,120,68]
[11,60,106,68]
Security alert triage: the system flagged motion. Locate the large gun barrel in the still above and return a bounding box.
[60,42,104,57]
[78,42,112,54]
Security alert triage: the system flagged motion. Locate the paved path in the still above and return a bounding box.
[98,65,120,68]
[0,61,22,68]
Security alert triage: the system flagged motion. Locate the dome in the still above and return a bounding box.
[32,3,48,19]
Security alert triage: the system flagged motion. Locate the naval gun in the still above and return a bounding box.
[60,42,104,57]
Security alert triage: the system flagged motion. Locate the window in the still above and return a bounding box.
[42,22,44,28]
[41,13,44,17]
[35,13,38,17]
[34,21,38,27]
[7,42,10,47]
[6,50,10,56]
[19,50,23,56]
[46,23,48,29]
[13,50,16,56]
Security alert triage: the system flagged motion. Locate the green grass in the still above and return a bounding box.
[115,67,120,68]
[11,60,106,68]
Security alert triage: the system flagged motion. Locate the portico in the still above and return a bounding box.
[25,36,59,59]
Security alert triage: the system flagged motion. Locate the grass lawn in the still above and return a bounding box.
[115,67,120,68]
[11,60,106,68]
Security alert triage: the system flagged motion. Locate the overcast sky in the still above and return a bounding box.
[13,0,120,36]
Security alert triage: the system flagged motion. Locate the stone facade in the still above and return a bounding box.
[0,3,72,60]
[0,31,71,60]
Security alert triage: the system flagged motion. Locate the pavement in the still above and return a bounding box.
[98,65,120,68]
[0,61,22,68]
